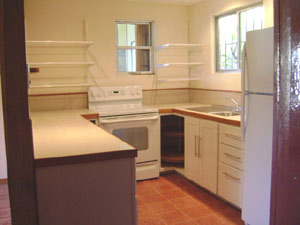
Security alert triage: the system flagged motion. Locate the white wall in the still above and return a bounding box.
[24,0,190,93]
[188,0,273,91]
[264,0,274,28]
[0,80,7,179]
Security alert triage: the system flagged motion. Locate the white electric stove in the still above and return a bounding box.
[88,86,160,180]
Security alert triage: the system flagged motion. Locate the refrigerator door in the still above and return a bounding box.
[245,28,274,94]
[242,93,273,225]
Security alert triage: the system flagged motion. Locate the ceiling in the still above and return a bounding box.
[128,0,205,6]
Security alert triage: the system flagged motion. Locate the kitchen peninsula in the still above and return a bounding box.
[31,109,137,225]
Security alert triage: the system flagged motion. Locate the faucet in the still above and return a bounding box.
[226,97,241,112]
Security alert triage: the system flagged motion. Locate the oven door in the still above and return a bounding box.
[99,113,160,164]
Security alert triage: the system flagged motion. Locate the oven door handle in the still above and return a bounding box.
[100,115,159,124]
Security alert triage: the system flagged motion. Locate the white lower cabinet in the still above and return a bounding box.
[184,116,218,194]
[218,124,244,208]
[184,118,244,207]
[218,162,243,207]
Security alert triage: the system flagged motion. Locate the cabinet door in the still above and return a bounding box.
[199,119,218,194]
[184,117,200,183]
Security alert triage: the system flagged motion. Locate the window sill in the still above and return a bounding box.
[215,70,241,75]
[129,72,155,76]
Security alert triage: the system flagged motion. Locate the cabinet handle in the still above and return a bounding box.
[194,135,197,157]
[224,152,242,161]
[223,172,241,181]
[224,133,241,140]
[198,136,202,158]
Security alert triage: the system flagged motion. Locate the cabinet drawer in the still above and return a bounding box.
[218,162,243,208]
[219,124,244,150]
[219,144,244,171]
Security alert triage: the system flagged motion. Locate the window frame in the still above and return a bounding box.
[215,3,264,73]
[116,20,154,75]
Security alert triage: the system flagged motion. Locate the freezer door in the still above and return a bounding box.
[242,94,273,225]
[245,28,274,94]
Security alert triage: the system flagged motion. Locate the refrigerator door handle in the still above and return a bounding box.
[241,45,249,140]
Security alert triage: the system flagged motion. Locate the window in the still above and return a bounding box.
[216,5,264,72]
[116,21,153,74]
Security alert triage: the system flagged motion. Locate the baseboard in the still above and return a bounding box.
[0,179,8,184]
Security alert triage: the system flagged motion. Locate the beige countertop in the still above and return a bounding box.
[146,102,241,127]
[31,109,136,168]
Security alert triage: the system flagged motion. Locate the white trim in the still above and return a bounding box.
[116,21,154,75]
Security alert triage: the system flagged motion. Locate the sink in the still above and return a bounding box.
[209,111,240,117]
[186,106,233,113]
[185,106,240,117]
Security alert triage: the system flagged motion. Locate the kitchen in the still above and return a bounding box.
[0,0,299,225]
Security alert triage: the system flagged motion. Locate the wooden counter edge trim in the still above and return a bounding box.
[0,179,8,184]
[142,88,241,93]
[143,88,189,92]
[29,92,87,97]
[159,108,174,114]
[189,88,242,93]
[173,108,241,127]
[34,149,137,168]
[81,113,99,120]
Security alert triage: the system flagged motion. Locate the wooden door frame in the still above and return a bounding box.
[0,0,39,224]
[271,0,300,224]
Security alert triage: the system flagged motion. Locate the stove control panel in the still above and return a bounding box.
[88,86,142,102]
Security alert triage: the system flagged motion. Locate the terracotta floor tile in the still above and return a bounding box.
[137,184,157,196]
[139,193,166,203]
[138,174,243,225]
[160,189,187,199]
[158,210,190,225]
[194,215,229,225]
[174,220,199,225]
[152,182,178,193]
[139,216,167,225]
[138,203,156,217]
[146,177,170,187]
[170,196,200,209]
[182,205,214,219]
[147,201,177,214]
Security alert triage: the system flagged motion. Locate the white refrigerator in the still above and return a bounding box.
[241,28,274,225]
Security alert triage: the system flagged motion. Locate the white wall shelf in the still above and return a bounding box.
[156,43,203,51]
[26,40,94,47]
[29,62,95,68]
[157,62,203,69]
[26,21,94,93]
[156,42,203,82]
[29,83,93,89]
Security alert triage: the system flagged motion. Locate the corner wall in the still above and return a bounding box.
[24,0,190,94]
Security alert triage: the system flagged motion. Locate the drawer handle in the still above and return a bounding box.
[223,172,241,181]
[224,152,242,161]
[224,133,241,140]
